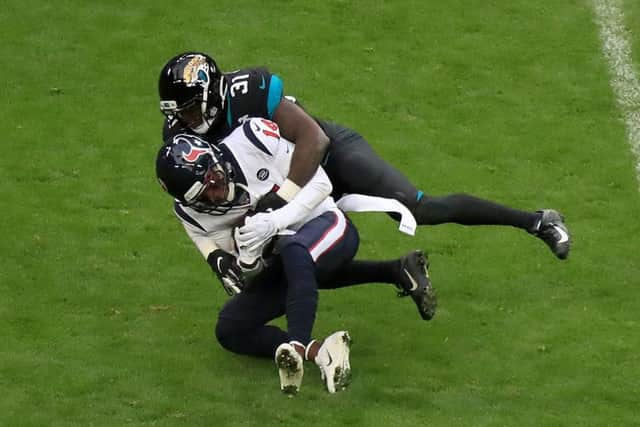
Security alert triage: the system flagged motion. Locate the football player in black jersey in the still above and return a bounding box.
[158,52,571,262]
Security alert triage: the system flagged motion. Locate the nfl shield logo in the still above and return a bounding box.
[257,168,269,181]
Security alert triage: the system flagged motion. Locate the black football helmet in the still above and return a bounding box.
[156,134,238,214]
[158,52,227,134]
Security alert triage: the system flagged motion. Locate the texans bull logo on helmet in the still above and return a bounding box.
[170,135,212,167]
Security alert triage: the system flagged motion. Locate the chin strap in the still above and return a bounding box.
[192,116,213,134]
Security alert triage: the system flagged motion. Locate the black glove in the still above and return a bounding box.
[254,190,287,213]
[207,249,244,295]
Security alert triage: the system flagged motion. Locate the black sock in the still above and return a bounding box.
[321,259,400,289]
[414,193,539,230]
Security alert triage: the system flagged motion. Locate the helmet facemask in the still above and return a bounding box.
[186,161,237,214]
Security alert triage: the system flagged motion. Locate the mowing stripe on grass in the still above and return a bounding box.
[592,0,640,189]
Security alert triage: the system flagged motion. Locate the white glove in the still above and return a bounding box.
[234,227,266,278]
[236,212,278,252]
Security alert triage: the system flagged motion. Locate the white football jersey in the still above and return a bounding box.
[173,117,336,258]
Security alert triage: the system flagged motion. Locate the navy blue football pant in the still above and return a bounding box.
[215,209,359,358]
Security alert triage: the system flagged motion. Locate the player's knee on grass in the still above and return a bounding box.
[215,317,241,353]
[215,317,267,355]
[216,318,291,357]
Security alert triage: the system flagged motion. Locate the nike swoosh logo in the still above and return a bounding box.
[403,268,419,291]
[217,258,224,273]
[554,225,569,243]
[258,76,266,90]
[327,353,333,366]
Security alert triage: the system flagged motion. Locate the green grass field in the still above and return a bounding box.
[3,1,640,425]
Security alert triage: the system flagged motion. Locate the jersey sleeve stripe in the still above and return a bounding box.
[267,74,283,119]
[225,93,233,127]
[242,121,273,156]
[173,201,206,232]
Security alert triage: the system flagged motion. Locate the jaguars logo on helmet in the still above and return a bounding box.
[158,52,227,134]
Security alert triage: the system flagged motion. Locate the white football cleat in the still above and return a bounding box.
[313,331,352,393]
[275,342,304,395]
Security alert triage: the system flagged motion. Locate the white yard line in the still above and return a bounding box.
[592,0,640,188]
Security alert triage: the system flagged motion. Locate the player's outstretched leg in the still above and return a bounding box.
[396,250,437,320]
[529,210,571,259]
[275,342,305,395]
[308,331,352,393]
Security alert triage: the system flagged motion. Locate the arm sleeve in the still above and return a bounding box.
[271,165,332,230]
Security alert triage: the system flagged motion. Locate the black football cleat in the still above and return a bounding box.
[397,250,437,320]
[531,210,571,260]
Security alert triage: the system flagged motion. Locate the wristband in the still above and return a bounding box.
[276,178,301,202]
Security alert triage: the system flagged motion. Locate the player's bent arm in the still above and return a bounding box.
[272,97,330,198]
[183,226,220,259]
[181,223,244,294]
[181,223,234,258]
[237,166,331,253]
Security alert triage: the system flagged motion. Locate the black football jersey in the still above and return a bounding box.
[162,67,283,144]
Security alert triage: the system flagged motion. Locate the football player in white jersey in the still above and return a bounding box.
[155,118,434,394]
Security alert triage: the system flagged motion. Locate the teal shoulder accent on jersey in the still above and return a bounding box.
[226,93,233,127]
[267,75,283,119]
